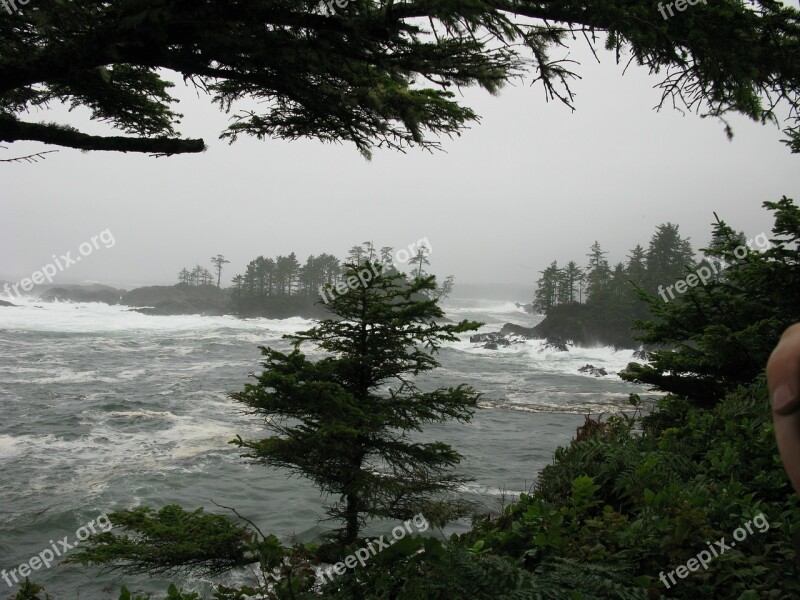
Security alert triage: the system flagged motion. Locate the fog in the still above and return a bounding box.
[2,42,798,291]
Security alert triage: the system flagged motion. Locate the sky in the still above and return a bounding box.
[2,30,799,293]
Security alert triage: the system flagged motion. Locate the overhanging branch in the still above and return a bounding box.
[0,116,205,155]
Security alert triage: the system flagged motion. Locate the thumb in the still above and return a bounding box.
[767,323,800,415]
[767,323,800,495]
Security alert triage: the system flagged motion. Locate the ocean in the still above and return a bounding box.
[0,297,646,598]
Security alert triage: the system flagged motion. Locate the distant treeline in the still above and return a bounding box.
[228,241,449,314]
[531,223,695,347]
[533,223,694,314]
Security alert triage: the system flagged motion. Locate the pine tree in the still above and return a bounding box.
[643,223,695,294]
[559,261,583,304]
[230,263,482,547]
[177,268,191,286]
[409,244,431,279]
[533,261,560,314]
[380,246,394,265]
[210,255,230,288]
[436,275,456,301]
[623,198,800,404]
[585,242,611,301]
[190,265,204,287]
[626,245,647,287]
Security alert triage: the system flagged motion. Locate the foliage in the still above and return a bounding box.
[230,262,482,547]
[622,197,800,404]
[3,2,800,156]
[531,224,694,348]
[11,579,53,600]
[65,505,261,576]
[51,198,800,599]
[457,382,800,599]
[230,241,454,317]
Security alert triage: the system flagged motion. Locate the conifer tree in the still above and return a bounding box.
[623,198,800,404]
[230,262,482,547]
[533,261,560,314]
[409,244,432,279]
[585,242,611,300]
[210,254,230,288]
[559,261,583,304]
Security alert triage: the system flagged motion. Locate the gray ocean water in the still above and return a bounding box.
[0,298,646,598]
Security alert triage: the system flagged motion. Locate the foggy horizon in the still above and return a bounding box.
[3,42,798,291]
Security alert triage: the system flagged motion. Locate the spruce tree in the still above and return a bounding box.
[230,262,482,547]
[623,198,800,404]
[533,261,560,314]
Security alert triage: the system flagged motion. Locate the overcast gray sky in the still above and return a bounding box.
[2,37,799,292]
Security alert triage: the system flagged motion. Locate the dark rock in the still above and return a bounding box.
[0,299,16,307]
[499,323,537,338]
[544,336,571,351]
[38,283,126,304]
[123,284,231,316]
[471,330,522,347]
[470,332,505,343]
[483,342,498,350]
[578,364,608,377]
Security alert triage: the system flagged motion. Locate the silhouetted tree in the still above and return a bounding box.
[211,255,230,288]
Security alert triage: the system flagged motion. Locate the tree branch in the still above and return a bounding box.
[0,116,205,155]
[0,148,58,163]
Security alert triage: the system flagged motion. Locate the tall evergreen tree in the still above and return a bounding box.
[644,223,695,294]
[190,265,205,287]
[177,267,191,286]
[559,261,583,304]
[607,262,628,301]
[626,244,648,286]
[210,254,230,288]
[436,275,456,301]
[231,263,482,546]
[533,261,560,314]
[380,246,395,265]
[409,244,431,279]
[585,242,611,301]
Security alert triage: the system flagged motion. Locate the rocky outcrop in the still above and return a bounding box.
[469,332,506,344]
[0,299,16,307]
[38,284,126,304]
[123,284,230,316]
[499,323,537,338]
[470,326,532,348]
[578,364,608,377]
[469,301,642,351]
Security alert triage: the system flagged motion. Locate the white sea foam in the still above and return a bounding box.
[0,297,314,336]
